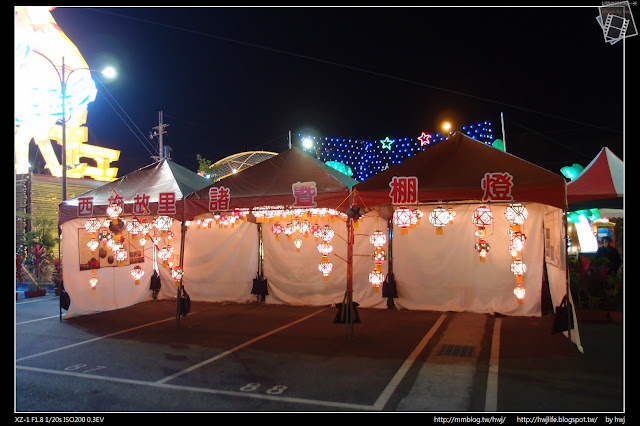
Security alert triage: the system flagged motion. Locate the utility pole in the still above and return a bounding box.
[501,112,507,152]
[150,111,169,161]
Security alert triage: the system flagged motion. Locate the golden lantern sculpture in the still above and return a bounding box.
[131,265,144,285]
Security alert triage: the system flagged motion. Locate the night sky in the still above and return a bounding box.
[45,6,627,178]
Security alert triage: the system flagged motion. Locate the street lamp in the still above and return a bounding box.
[31,50,114,201]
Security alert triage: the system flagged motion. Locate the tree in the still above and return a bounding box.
[196,154,223,182]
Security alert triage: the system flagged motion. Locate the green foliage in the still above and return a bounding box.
[196,154,224,181]
[16,211,59,285]
[569,254,623,311]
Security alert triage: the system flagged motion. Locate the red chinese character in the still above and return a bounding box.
[209,186,230,211]
[481,172,514,202]
[133,193,150,215]
[157,192,177,215]
[108,191,125,210]
[77,197,93,217]
[388,176,418,204]
[292,182,317,207]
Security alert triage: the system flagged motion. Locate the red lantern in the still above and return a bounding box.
[158,245,174,267]
[271,222,284,240]
[311,224,322,240]
[90,276,98,290]
[84,217,102,237]
[131,265,144,285]
[475,239,490,262]
[106,203,122,224]
[472,206,493,228]
[369,269,384,289]
[318,261,333,281]
[126,218,142,235]
[511,259,527,282]
[509,231,527,258]
[87,238,99,254]
[320,225,335,242]
[115,247,128,267]
[393,207,413,234]
[171,266,184,285]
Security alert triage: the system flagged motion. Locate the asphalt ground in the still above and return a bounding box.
[15,294,624,418]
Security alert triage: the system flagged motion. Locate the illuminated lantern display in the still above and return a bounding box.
[106,203,122,224]
[114,246,128,267]
[411,208,423,227]
[509,231,527,258]
[171,266,184,285]
[90,276,98,290]
[448,207,457,224]
[504,203,528,225]
[97,230,112,244]
[475,239,490,262]
[293,238,303,252]
[511,259,527,283]
[393,207,413,234]
[513,284,526,304]
[299,220,311,238]
[369,230,386,248]
[131,265,144,285]
[271,222,284,240]
[320,225,335,242]
[318,260,333,281]
[372,248,386,265]
[87,238,99,254]
[317,241,333,256]
[140,219,153,236]
[158,245,174,267]
[154,215,174,235]
[428,206,450,234]
[84,217,102,237]
[369,269,385,289]
[311,224,322,240]
[472,206,493,260]
[283,223,296,241]
[126,218,142,235]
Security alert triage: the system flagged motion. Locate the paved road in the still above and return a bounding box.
[15,295,624,416]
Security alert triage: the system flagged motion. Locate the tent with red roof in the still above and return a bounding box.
[567,147,623,211]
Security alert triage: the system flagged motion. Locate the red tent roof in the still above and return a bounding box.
[180,147,359,221]
[567,147,623,210]
[352,132,567,211]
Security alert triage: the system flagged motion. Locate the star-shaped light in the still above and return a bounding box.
[380,137,395,150]
[417,132,432,147]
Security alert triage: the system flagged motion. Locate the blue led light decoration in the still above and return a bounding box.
[299,120,493,182]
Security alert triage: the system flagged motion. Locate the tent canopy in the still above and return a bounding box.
[181,147,359,221]
[352,132,567,213]
[567,147,623,211]
[58,159,211,226]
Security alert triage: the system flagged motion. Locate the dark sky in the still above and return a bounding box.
[47,6,627,177]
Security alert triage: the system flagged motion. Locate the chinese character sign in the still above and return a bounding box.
[292,182,318,208]
[388,176,418,204]
[481,172,514,202]
[77,197,94,217]
[209,186,230,212]
[108,190,125,211]
[157,192,177,215]
[132,193,151,215]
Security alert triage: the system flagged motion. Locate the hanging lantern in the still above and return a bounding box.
[318,261,333,281]
[393,207,413,234]
[317,241,333,257]
[126,218,142,235]
[158,245,174,267]
[511,259,527,282]
[504,203,528,225]
[171,266,184,285]
[320,225,335,242]
[114,246,128,267]
[87,238,99,254]
[372,248,386,265]
[299,220,311,238]
[140,219,153,235]
[475,239,490,262]
[513,284,526,304]
[283,223,296,241]
[509,231,527,258]
[97,230,111,245]
[472,205,494,228]
[311,224,322,240]
[154,215,174,235]
[448,207,456,224]
[219,215,230,228]
[84,218,102,237]
[293,238,303,252]
[89,276,98,290]
[131,265,144,285]
[369,269,385,290]
[411,208,423,227]
[271,222,283,240]
[428,206,450,234]
[369,230,387,248]
[106,203,122,224]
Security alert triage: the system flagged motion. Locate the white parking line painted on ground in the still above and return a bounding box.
[15,316,177,362]
[17,358,375,411]
[372,313,447,410]
[484,317,501,412]
[156,308,329,384]
[16,314,61,325]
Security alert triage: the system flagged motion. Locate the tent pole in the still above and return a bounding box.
[177,220,187,328]
[563,210,572,351]
[501,112,507,152]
